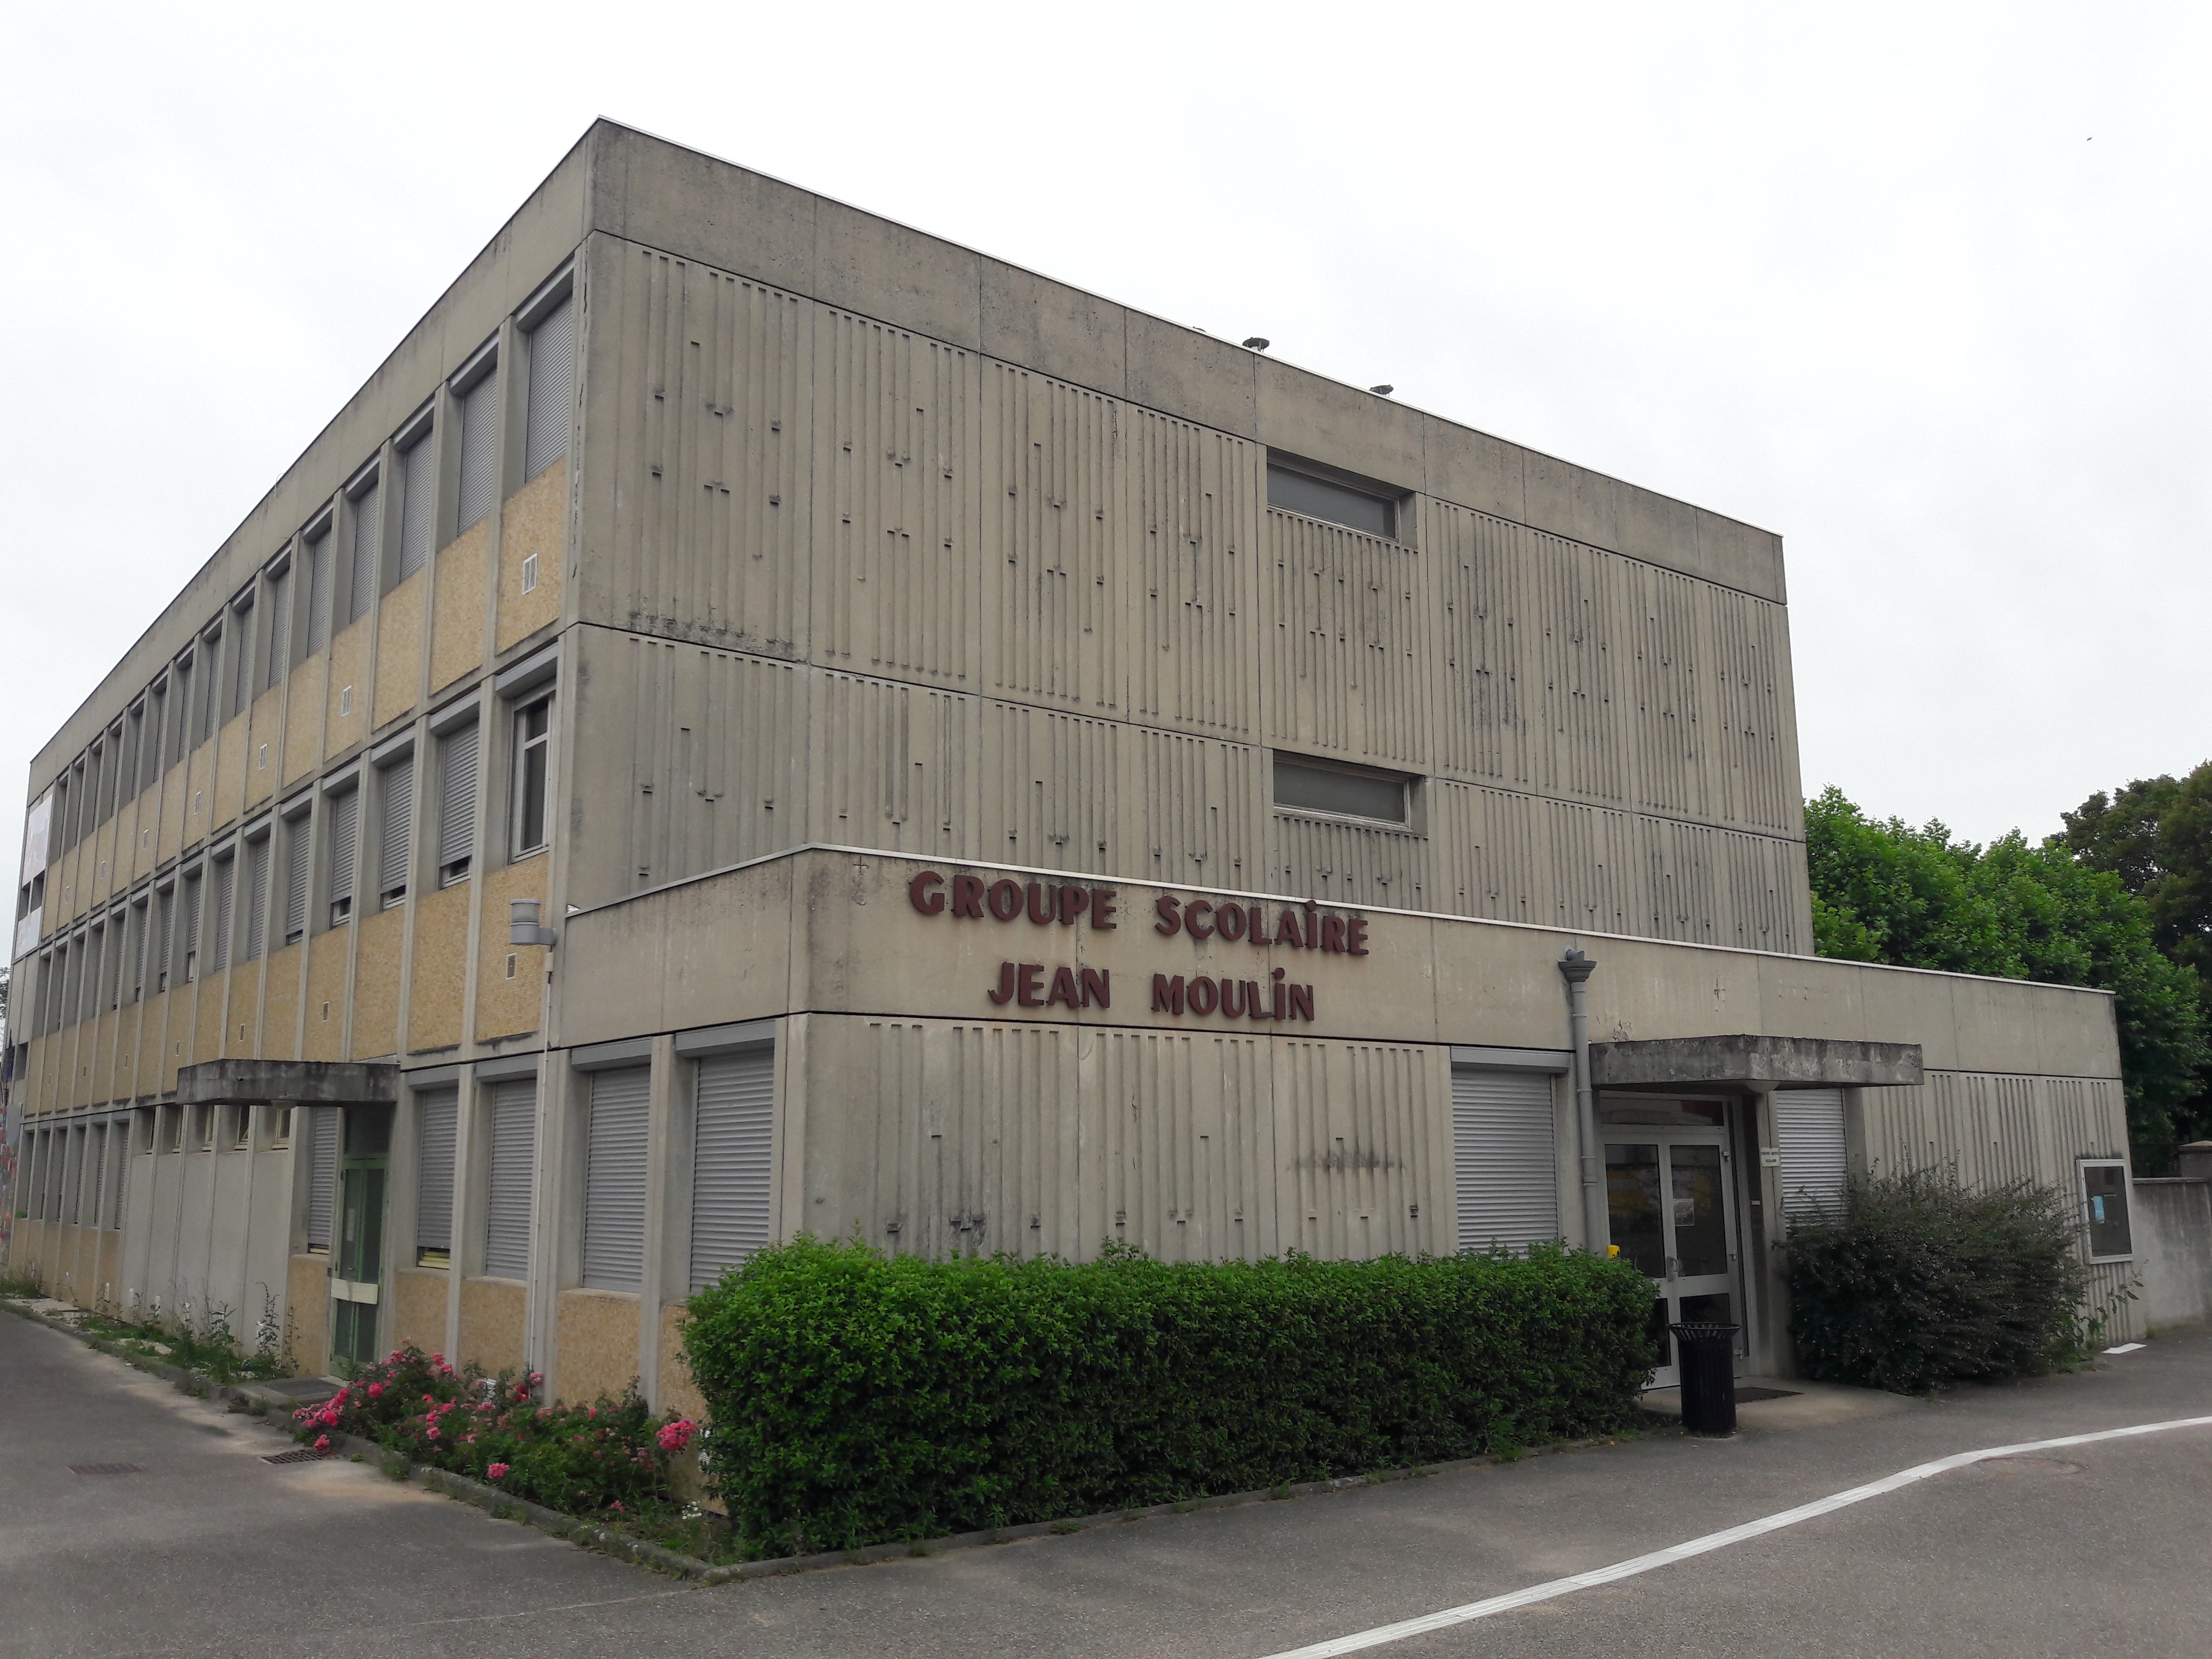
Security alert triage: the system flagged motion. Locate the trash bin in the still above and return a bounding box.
[1669,1322,1740,1437]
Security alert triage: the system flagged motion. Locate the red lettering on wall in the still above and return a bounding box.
[952,873,987,918]
[909,871,946,914]
[1026,882,1056,925]
[1187,901,1216,940]
[1047,965,1081,1008]
[1220,977,1245,1017]
[1080,967,1110,1008]
[1186,975,1219,1015]
[988,879,1025,922]
[1017,962,1047,1007]
[1057,886,1089,926]
[1286,982,1315,1021]
[1321,915,1347,953]
[1216,902,1246,942]
[1092,888,1118,929]
[1240,980,1266,1019]
[1151,974,1185,1014]
[1248,905,1270,947]
[1347,916,1369,956]
[1274,909,1302,947]
[1154,894,1182,935]
[987,961,1017,1004]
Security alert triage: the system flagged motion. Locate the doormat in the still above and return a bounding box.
[261,1448,334,1464]
[69,1463,146,1475]
[1733,1387,1800,1403]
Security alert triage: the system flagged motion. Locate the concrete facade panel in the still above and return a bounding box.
[405,884,470,1055]
[429,524,489,694]
[303,931,348,1063]
[1264,511,1436,771]
[214,716,248,833]
[392,1266,448,1354]
[373,569,428,730]
[261,940,303,1062]
[281,660,326,788]
[458,1275,527,1376]
[496,458,565,654]
[287,1252,330,1376]
[353,907,404,1059]
[554,1288,643,1404]
[323,620,370,759]
[476,858,547,1042]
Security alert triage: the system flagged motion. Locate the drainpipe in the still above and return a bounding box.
[1558,949,1607,1254]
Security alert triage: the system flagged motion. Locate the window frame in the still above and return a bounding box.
[1265,456,1402,540]
[510,691,554,861]
[2078,1157,2136,1262]
[1271,751,1419,829]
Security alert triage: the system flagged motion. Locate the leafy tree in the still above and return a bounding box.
[1806,787,2209,1167]
[2059,762,2212,977]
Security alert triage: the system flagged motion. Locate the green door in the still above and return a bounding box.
[331,1108,392,1370]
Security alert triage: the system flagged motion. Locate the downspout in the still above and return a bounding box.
[1558,948,1607,1253]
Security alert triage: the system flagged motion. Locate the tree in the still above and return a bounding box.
[1806,787,2209,1168]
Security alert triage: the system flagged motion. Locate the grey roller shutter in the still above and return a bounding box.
[241,839,269,963]
[1451,1067,1560,1254]
[152,889,173,988]
[109,1120,130,1227]
[87,1124,107,1228]
[305,1107,339,1250]
[483,1077,536,1279]
[437,724,478,879]
[1775,1089,1848,1226]
[398,432,436,580]
[523,298,573,481]
[455,367,500,534]
[305,530,332,654]
[689,1048,774,1292]
[64,1128,84,1225]
[347,481,381,625]
[415,1085,458,1258]
[582,1065,651,1291]
[328,789,360,914]
[283,816,311,942]
[264,567,292,689]
[378,758,413,901]
[207,857,235,973]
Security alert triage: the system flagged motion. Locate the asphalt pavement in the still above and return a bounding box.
[4,1306,2208,1658]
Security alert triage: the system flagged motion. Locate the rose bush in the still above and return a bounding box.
[293,1345,684,1515]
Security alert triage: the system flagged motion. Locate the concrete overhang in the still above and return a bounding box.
[176,1060,400,1107]
[1589,1035,1923,1090]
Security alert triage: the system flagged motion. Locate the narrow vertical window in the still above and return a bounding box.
[145,684,168,789]
[377,757,413,907]
[200,631,222,743]
[437,722,480,886]
[127,898,148,1002]
[523,296,573,481]
[121,708,143,803]
[398,427,436,581]
[305,1107,339,1252]
[153,886,174,992]
[207,854,236,973]
[304,528,333,655]
[180,872,203,982]
[327,787,360,925]
[240,837,270,963]
[512,696,551,858]
[231,599,256,719]
[455,360,500,536]
[415,1085,458,1266]
[483,1078,536,1278]
[282,809,311,944]
[346,476,382,627]
[582,1065,649,1291]
[170,661,193,758]
[690,1047,775,1291]
[264,565,293,690]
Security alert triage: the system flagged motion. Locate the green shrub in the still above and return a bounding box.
[683,1238,1657,1557]
[1786,1168,2090,1394]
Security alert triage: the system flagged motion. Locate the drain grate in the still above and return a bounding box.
[69,1463,146,1476]
[261,1448,333,1465]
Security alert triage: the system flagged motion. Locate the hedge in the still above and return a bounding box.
[682,1238,1657,1556]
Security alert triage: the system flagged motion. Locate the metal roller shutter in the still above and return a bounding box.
[264,567,292,689]
[283,815,312,942]
[242,839,269,962]
[455,368,500,535]
[305,530,332,655]
[87,1124,107,1228]
[378,758,413,901]
[328,789,360,912]
[689,1048,774,1292]
[1775,1089,1848,1225]
[1451,1067,1560,1254]
[483,1078,536,1279]
[398,432,436,581]
[207,857,235,973]
[582,1066,651,1291]
[437,724,479,878]
[109,1119,130,1227]
[415,1086,458,1257]
[305,1107,339,1250]
[64,1127,84,1225]
[347,480,380,625]
[523,297,573,481]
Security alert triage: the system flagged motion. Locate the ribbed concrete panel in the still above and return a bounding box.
[1086,1029,1273,1262]
[1621,562,1709,820]
[1124,408,1262,739]
[1273,1040,1447,1261]
[1124,726,1261,891]
[809,670,976,862]
[1431,780,1548,925]
[1264,510,1435,769]
[982,365,1121,714]
[1703,588,1799,835]
[1432,504,1521,784]
[813,311,977,688]
[597,246,810,654]
[974,697,1118,874]
[1546,798,1638,936]
[1271,811,1431,911]
[1716,825,1802,954]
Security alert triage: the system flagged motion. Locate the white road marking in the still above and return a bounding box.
[1256,1414,2212,1659]
[2104,1343,2146,1355]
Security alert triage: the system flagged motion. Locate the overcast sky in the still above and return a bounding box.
[6,1,2208,890]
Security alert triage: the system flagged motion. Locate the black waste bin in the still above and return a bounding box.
[1669,1322,1740,1437]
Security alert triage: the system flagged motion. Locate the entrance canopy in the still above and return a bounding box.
[1589,1035,1922,1090]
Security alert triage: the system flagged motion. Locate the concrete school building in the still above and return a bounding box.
[2,121,2143,1411]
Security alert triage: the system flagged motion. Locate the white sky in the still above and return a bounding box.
[6,0,2209,892]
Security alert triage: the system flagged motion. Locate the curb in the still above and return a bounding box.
[2,1294,1655,1585]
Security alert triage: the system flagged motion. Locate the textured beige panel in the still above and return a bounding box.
[373,568,428,729]
[133,992,166,1098]
[476,857,547,1042]
[496,457,565,654]
[303,930,349,1062]
[323,619,370,759]
[554,1288,642,1404]
[192,969,228,1073]
[246,686,283,811]
[429,521,489,694]
[281,657,326,788]
[213,714,248,831]
[1124,726,1262,891]
[223,970,257,1057]
[261,939,303,1061]
[287,1253,330,1377]
[159,989,188,1093]
[392,1267,449,1354]
[1086,1027,1275,1262]
[109,1005,141,1103]
[181,746,214,853]
[975,698,1118,875]
[1271,812,1432,912]
[981,364,1119,713]
[91,819,116,906]
[600,250,809,653]
[1272,1040,1447,1261]
[1265,510,1436,769]
[88,1011,115,1105]
[353,907,404,1059]
[1124,407,1262,739]
[656,1301,707,1424]
[459,1276,527,1376]
[814,311,975,685]
[808,669,975,864]
[128,781,161,883]
[405,883,470,1054]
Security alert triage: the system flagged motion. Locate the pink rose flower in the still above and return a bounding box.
[367,1383,382,1399]
[425,1425,440,1440]
[313,1434,330,1452]
[487,1462,510,1481]
[655,1419,696,1452]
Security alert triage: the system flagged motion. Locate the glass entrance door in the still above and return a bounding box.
[330,1107,392,1371]
[1606,1132,1740,1389]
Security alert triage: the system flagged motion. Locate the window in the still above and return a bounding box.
[1267,461,1397,539]
[199,630,222,743]
[437,722,480,886]
[327,786,361,925]
[206,854,236,973]
[179,870,203,982]
[281,808,312,945]
[377,757,413,907]
[193,1103,214,1150]
[233,1103,255,1149]
[126,898,148,1003]
[1451,1067,1560,1254]
[304,1107,339,1252]
[455,356,500,536]
[483,1077,536,1278]
[397,427,436,582]
[272,1105,293,1147]
[2080,1160,2134,1261]
[1775,1090,1848,1225]
[1273,754,1410,825]
[165,1104,184,1154]
[240,835,270,963]
[523,296,573,481]
[304,525,333,655]
[122,707,143,802]
[582,1065,649,1291]
[415,1085,458,1266]
[153,885,174,992]
[170,659,194,759]
[690,1047,774,1291]
[346,474,382,627]
[144,683,168,789]
[512,696,551,858]
[230,598,256,719]
[87,1123,108,1227]
[264,564,293,690]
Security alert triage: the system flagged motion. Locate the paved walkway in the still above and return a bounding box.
[4,1309,2208,1657]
